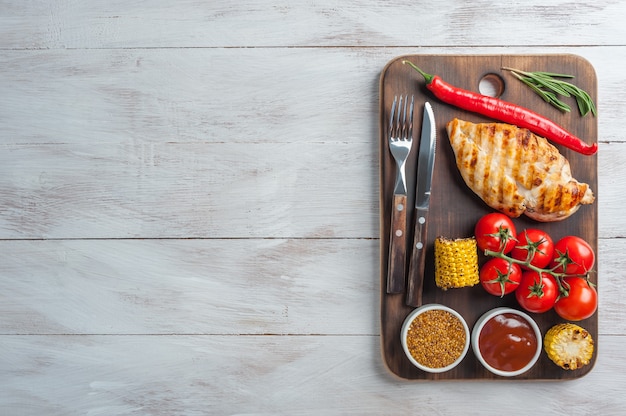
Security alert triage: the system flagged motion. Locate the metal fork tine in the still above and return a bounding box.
[399,95,404,138]
[400,94,412,140]
[406,95,411,139]
[394,96,400,139]
[388,96,397,138]
[398,95,404,138]
[408,95,414,139]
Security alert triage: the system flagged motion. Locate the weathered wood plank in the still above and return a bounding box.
[0,48,376,145]
[0,140,622,239]
[0,239,378,335]
[0,237,621,335]
[0,142,377,238]
[1,1,625,49]
[0,1,624,413]
[1,47,624,147]
[1,334,624,415]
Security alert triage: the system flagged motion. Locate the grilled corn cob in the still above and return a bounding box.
[544,323,594,370]
[434,237,479,290]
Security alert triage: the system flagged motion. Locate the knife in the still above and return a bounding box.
[406,102,436,307]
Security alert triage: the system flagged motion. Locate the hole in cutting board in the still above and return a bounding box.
[479,74,505,98]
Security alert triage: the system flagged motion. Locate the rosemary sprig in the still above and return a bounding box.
[502,67,597,117]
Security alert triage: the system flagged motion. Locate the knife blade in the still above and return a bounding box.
[406,102,436,307]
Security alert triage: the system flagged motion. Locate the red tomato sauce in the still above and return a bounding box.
[478,313,538,372]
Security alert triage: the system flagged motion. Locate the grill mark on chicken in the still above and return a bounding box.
[446,119,594,222]
[479,123,494,205]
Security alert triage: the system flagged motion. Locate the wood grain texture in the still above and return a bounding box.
[387,194,409,293]
[0,239,379,335]
[1,335,625,416]
[0,48,378,146]
[1,238,623,335]
[2,47,626,147]
[0,49,624,239]
[0,140,622,239]
[380,54,599,380]
[0,1,625,49]
[0,142,378,239]
[1,0,626,414]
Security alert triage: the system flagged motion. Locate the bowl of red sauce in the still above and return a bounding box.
[471,307,542,377]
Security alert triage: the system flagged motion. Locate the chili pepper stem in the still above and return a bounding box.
[402,60,434,84]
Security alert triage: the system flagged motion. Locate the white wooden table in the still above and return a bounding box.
[1,1,625,415]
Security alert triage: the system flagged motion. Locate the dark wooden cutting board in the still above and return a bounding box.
[379,54,598,380]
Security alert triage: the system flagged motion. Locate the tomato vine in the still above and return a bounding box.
[483,233,594,299]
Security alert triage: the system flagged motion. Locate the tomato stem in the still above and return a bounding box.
[485,269,521,298]
[483,246,591,298]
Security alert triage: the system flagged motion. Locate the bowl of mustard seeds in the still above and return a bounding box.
[400,304,470,373]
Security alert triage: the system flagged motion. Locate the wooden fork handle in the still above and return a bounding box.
[387,194,408,294]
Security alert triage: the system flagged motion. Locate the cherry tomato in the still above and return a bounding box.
[480,258,523,297]
[510,229,554,269]
[551,236,595,276]
[554,277,598,321]
[515,270,558,313]
[474,213,517,254]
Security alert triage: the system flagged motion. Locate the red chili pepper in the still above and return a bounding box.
[403,61,598,156]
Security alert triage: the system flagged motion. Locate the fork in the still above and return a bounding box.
[387,95,414,294]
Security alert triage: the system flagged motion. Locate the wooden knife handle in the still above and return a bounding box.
[406,207,428,306]
[387,194,408,294]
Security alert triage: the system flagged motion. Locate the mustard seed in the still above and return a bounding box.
[405,309,466,369]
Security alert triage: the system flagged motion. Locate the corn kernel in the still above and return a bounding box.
[434,237,479,290]
[544,323,594,370]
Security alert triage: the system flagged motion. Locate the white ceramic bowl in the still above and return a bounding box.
[400,304,470,373]
[471,307,542,377]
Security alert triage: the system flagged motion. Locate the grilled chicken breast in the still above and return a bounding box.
[446,119,594,222]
